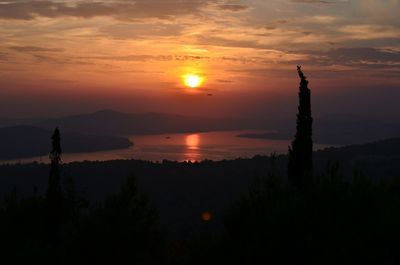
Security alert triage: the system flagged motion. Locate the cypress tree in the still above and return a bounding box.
[46,127,63,241]
[288,66,313,188]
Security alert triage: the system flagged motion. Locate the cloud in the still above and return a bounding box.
[325,47,400,63]
[9,46,64,52]
[216,79,233,83]
[276,20,289,24]
[225,47,400,80]
[218,4,249,11]
[0,52,8,61]
[196,35,271,50]
[290,0,346,4]
[0,0,214,20]
[339,25,400,40]
[291,47,400,70]
[78,54,211,62]
[100,23,184,39]
[307,15,338,24]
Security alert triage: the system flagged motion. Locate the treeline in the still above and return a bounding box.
[223,161,400,264]
[3,158,400,264]
[169,161,400,265]
[0,173,166,264]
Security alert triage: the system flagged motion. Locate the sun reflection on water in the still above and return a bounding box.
[184,134,201,161]
[186,134,200,150]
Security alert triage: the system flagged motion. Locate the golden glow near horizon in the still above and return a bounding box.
[0,0,398,103]
[183,74,204,89]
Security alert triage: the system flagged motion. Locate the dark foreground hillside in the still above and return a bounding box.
[0,158,269,238]
[2,137,400,238]
[1,154,400,264]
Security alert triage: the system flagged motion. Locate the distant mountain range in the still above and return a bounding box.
[0,125,132,160]
[0,110,248,160]
[239,114,400,145]
[315,137,400,160]
[1,110,400,146]
[36,109,244,136]
[37,110,400,145]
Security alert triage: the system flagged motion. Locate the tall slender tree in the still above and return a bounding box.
[46,127,63,240]
[288,66,313,188]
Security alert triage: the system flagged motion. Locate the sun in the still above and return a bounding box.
[183,74,204,88]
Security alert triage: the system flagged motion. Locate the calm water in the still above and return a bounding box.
[3,131,330,164]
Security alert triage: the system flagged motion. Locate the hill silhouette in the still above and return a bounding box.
[316,138,400,159]
[2,110,400,145]
[36,109,244,135]
[0,125,132,160]
[239,114,400,145]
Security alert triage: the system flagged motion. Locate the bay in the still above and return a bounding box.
[2,130,330,164]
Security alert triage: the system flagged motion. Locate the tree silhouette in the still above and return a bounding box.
[288,66,313,188]
[76,174,166,264]
[47,127,62,200]
[46,127,63,241]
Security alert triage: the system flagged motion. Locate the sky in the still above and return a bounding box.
[0,0,399,120]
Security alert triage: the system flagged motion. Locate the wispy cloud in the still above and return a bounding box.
[0,0,214,20]
[287,47,400,71]
[339,25,400,40]
[9,46,64,52]
[78,54,211,62]
[291,0,347,4]
[217,4,249,11]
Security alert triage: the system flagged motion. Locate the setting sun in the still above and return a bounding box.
[183,74,204,88]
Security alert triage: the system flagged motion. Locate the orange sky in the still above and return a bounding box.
[0,0,399,118]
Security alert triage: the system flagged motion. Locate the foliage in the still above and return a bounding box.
[224,163,400,265]
[75,174,166,265]
[0,174,166,265]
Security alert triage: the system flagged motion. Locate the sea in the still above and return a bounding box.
[2,130,330,164]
